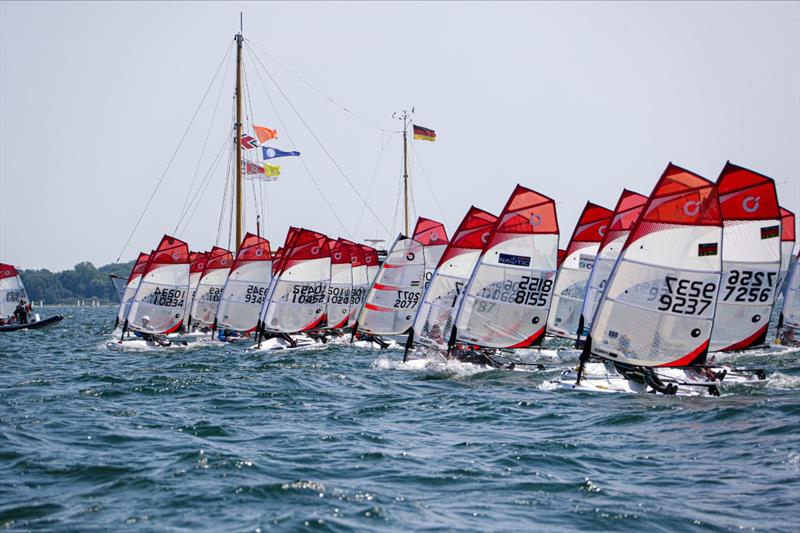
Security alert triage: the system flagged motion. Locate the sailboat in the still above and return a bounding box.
[558,163,764,395]
[186,246,234,333]
[450,185,559,360]
[778,207,796,290]
[577,189,647,345]
[213,232,272,339]
[777,249,800,345]
[111,235,191,349]
[546,201,612,341]
[709,162,781,352]
[405,206,497,356]
[0,263,63,331]
[115,252,151,329]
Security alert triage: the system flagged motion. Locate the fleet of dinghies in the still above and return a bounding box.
[106,160,800,396]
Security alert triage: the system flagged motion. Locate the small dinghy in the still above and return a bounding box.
[0,263,64,332]
[0,314,64,332]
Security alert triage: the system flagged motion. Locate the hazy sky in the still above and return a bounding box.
[1,1,798,271]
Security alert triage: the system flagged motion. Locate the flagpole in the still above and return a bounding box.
[402,111,409,236]
[234,20,244,252]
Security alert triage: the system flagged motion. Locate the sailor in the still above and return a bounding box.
[136,316,172,346]
[14,299,29,324]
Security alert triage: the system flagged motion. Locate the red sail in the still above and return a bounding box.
[437,206,497,267]
[232,233,271,271]
[201,246,234,279]
[127,252,151,283]
[0,263,19,280]
[486,184,558,249]
[781,207,796,243]
[564,201,613,258]
[412,217,449,246]
[717,162,780,221]
[626,163,721,249]
[600,189,648,252]
[277,228,331,275]
[144,235,190,274]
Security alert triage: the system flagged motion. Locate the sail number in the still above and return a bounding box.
[720,269,775,303]
[350,287,367,306]
[244,285,267,304]
[655,276,715,316]
[148,287,185,307]
[477,276,552,307]
[202,287,222,303]
[290,284,327,304]
[328,286,352,305]
[394,290,420,309]
[4,290,25,303]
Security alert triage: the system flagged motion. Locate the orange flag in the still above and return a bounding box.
[253,125,278,143]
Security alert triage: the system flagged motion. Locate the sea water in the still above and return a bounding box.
[1,306,798,531]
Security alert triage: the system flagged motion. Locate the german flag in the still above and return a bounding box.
[413,124,436,142]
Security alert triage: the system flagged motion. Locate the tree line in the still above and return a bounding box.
[20,260,135,304]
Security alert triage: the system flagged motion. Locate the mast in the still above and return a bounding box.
[402,112,409,236]
[234,17,244,252]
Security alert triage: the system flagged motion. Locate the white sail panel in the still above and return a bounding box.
[357,236,425,335]
[126,235,190,335]
[413,207,497,350]
[0,263,28,319]
[588,164,722,367]
[327,239,354,329]
[547,202,612,340]
[580,190,648,339]
[116,252,150,325]
[455,185,559,349]
[348,245,369,327]
[215,233,272,332]
[710,163,781,352]
[781,251,800,331]
[778,207,796,290]
[189,247,233,328]
[260,229,331,333]
[412,217,450,291]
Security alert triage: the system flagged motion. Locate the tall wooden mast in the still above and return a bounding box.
[234,18,244,252]
[398,109,410,236]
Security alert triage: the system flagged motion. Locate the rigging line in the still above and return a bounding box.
[115,40,234,262]
[244,46,352,238]
[353,131,397,237]
[246,43,391,236]
[242,58,264,226]
[215,138,234,246]
[177,129,231,237]
[389,152,404,239]
[244,37,390,133]
[410,139,449,228]
[176,45,234,230]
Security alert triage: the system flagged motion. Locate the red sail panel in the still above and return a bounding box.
[127,252,151,283]
[278,228,331,274]
[412,217,449,246]
[564,201,613,257]
[626,164,720,248]
[0,263,19,280]
[232,233,271,270]
[781,207,796,243]
[600,189,648,252]
[717,162,780,220]
[144,235,190,274]
[486,184,558,249]
[437,206,497,267]
[360,245,379,267]
[201,246,234,278]
[557,249,566,267]
[330,238,353,265]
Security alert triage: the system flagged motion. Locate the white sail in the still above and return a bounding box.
[189,246,233,328]
[125,235,190,335]
[412,217,449,291]
[260,228,331,333]
[0,263,28,319]
[579,190,648,340]
[780,250,800,332]
[778,207,796,291]
[547,202,612,340]
[327,239,354,329]
[588,164,722,367]
[215,233,272,333]
[710,163,782,352]
[412,207,497,351]
[455,185,559,349]
[348,245,369,327]
[116,252,150,326]
[357,235,425,335]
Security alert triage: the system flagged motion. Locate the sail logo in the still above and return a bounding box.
[311,246,320,255]
[598,225,607,237]
[698,242,718,256]
[683,200,701,217]
[761,225,780,240]
[481,232,491,244]
[529,213,543,227]
[334,253,342,260]
[255,248,264,257]
[742,195,760,213]
[498,253,531,267]
[430,232,440,242]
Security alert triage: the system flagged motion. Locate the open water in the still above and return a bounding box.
[1,305,799,532]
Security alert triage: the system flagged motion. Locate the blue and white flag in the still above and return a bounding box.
[262,146,300,160]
